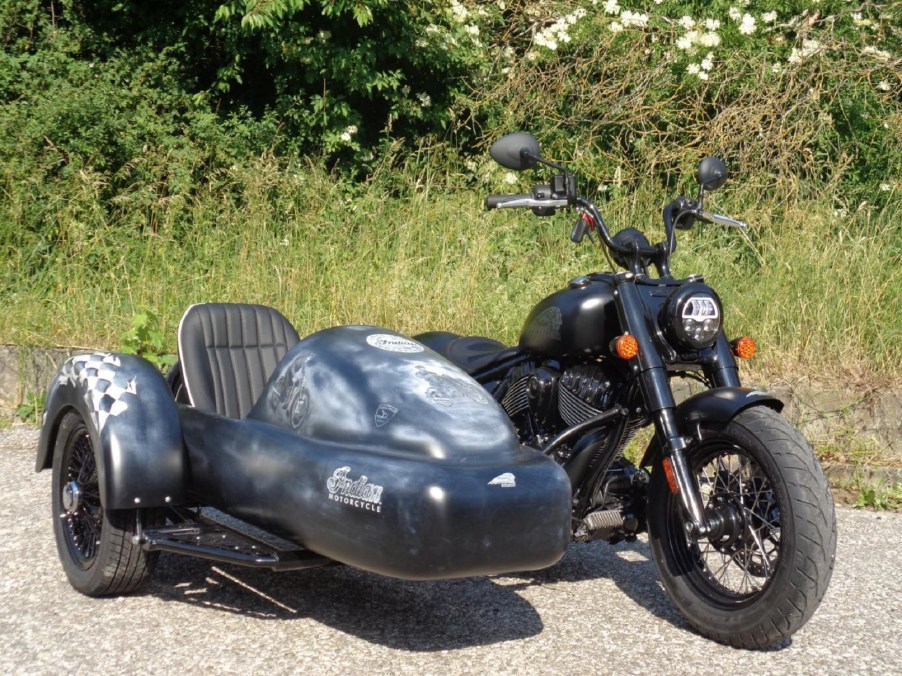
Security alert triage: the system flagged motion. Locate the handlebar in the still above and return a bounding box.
[485,189,747,277]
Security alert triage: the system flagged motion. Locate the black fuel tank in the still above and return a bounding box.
[519,275,620,358]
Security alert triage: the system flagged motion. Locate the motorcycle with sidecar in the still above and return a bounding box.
[38,133,836,649]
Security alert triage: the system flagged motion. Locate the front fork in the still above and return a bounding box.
[615,278,740,538]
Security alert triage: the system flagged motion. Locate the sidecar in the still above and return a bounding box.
[37,303,571,594]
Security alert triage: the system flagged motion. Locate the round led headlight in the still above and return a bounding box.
[662,285,723,350]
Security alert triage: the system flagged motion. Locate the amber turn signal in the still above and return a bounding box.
[662,457,679,494]
[730,336,757,359]
[612,334,639,360]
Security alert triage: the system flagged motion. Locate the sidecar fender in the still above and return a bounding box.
[641,387,783,467]
[37,352,187,509]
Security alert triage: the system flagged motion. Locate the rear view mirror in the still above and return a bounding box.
[697,156,728,191]
[490,132,542,171]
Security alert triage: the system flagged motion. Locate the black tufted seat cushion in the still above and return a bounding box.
[177,303,300,418]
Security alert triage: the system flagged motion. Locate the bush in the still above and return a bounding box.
[461,1,901,206]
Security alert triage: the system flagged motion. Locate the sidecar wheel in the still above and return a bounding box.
[51,411,161,596]
[647,406,836,649]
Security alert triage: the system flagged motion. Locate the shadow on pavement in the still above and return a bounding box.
[147,537,700,651]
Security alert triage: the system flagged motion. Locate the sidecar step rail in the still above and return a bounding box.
[140,511,334,571]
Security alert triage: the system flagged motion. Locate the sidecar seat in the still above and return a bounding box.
[177,303,300,418]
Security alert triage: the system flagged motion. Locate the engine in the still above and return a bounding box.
[496,360,648,543]
[499,361,619,449]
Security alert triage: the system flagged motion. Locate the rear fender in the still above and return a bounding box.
[640,387,783,467]
[37,352,187,509]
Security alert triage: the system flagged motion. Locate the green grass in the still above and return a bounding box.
[1,156,898,390]
[856,482,902,511]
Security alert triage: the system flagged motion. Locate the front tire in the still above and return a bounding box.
[647,406,836,649]
[51,411,160,596]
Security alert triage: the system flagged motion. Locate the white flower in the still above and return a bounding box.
[698,71,709,81]
[701,56,713,71]
[678,16,695,30]
[604,0,620,15]
[771,63,783,73]
[345,125,358,135]
[621,11,649,28]
[687,63,700,74]
[504,172,518,185]
[450,0,468,22]
[465,24,479,36]
[417,92,432,107]
[739,13,756,35]
[877,80,891,92]
[698,32,721,47]
[803,39,822,54]
[340,132,352,142]
[879,183,891,192]
[728,7,742,21]
[705,19,721,30]
[863,46,892,61]
[609,21,624,33]
[676,35,693,50]
[280,238,290,247]
[762,11,777,24]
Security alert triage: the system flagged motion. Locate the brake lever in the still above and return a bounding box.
[570,212,596,244]
[697,209,748,229]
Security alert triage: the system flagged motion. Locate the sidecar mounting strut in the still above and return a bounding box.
[140,508,334,572]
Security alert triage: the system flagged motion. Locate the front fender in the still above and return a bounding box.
[641,387,783,467]
[37,352,187,509]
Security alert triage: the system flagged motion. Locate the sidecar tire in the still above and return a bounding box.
[647,406,836,649]
[51,411,161,596]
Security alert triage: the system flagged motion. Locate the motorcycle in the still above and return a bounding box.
[36,132,836,650]
[417,133,837,648]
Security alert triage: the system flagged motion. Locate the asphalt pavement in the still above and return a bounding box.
[2,427,900,674]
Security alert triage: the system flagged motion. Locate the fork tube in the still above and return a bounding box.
[708,333,742,388]
[614,277,710,535]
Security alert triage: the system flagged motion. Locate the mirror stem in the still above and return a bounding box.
[522,151,569,175]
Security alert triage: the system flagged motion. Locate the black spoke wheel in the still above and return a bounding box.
[647,407,836,649]
[51,411,161,596]
[58,425,102,567]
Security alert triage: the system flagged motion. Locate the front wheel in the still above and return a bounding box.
[51,411,161,596]
[647,406,836,649]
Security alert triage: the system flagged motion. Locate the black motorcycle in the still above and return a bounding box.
[414,132,837,649]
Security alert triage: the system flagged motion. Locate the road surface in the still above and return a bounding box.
[1,427,899,674]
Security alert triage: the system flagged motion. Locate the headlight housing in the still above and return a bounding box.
[662,285,723,350]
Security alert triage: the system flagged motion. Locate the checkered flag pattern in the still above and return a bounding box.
[59,353,139,432]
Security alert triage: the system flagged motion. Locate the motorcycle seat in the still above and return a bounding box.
[177,303,300,418]
[414,331,514,375]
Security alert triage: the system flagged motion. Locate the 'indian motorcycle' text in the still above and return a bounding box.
[326,466,383,513]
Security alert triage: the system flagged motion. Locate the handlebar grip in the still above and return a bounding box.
[485,194,532,209]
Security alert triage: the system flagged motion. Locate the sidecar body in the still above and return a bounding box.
[37,304,571,581]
